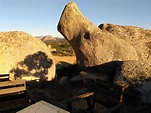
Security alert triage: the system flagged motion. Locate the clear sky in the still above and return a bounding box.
[0,0,151,37]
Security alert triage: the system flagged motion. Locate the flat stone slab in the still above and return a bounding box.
[17,100,69,113]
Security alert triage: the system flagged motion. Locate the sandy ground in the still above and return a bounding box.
[53,56,76,69]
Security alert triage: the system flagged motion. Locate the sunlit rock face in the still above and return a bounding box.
[58,2,151,68]
[58,2,138,67]
[57,0,151,87]
[0,31,56,81]
[98,23,151,62]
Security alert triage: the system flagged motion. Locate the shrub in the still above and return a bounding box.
[44,39,74,56]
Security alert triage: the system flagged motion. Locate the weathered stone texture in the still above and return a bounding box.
[0,31,56,81]
[114,60,151,87]
[99,24,151,61]
[58,2,151,68]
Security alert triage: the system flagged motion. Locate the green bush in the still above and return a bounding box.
[44,39,74,56]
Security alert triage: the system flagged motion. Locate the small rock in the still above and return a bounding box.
[70,75,83,82]
[59,76,70,89]
[33,89,52,101]
[80,71,109,81]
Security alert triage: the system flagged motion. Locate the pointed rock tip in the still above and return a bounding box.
[64,1,79,11]
[66,1,77,6]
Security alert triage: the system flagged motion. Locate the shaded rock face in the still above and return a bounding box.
[114,60,151,113]
[0,31,56,81]
[120,83,151,113]
[57,2,147,67]
[114,60,151,87]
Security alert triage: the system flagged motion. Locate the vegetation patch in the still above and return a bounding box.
[44,39,74,56]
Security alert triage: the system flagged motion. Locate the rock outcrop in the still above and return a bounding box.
[58,2,145,67]
[58,2,151,112]
[114,60,151,112]
[99,24,151,62]
[114,60,151,87]
[120,82,151,113]
[0,31,56,81]
[58,2,151,68]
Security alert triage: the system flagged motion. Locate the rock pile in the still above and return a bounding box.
[57,1,151,84]
[58,2,150,68]
[58,2,151,112]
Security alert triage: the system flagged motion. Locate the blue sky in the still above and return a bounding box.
[0,0,151,37]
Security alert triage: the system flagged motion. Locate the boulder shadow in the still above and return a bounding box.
[82,61,123,82]
[10,51,53,80]
[56,61,73,69]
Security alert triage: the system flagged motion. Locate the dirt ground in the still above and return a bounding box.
[53,55,76,64]
[53,56,76,69]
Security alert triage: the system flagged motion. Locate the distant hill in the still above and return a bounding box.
[35,35,66,43]
[34,35,74,56]
[40,35,57,41]
[35,36,43,39]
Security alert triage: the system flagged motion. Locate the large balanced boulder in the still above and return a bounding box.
[0,31,56,81]
[58,2,151,68]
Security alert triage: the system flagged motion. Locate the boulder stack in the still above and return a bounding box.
[58,2,151,112]
[57,1,151,85]
[58,2,151,68]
